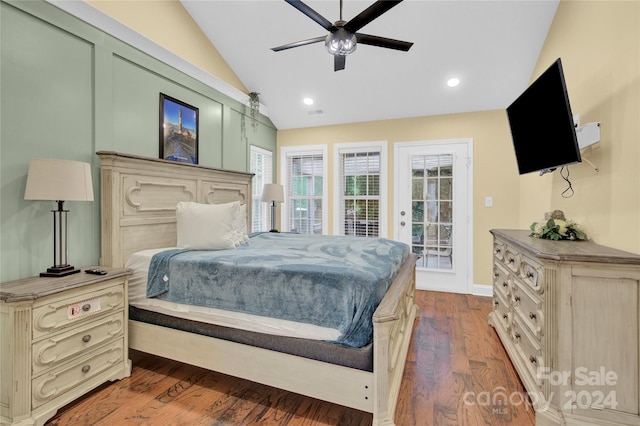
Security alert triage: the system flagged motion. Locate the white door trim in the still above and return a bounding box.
[393,138,474,293]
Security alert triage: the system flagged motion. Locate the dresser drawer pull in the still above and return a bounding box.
[493,300,499,306]
[82,303,91,312]
[502,314,508,320]
[495,249,501,254]
[81,365,91,374]
[529,356,537,364]
[508,258,515,264]
[529,312,537,320]
[514,332,521,340]
[82,334,92,343]
[502,282,508,288]
[527,272,535,278]
[514,296,521,302]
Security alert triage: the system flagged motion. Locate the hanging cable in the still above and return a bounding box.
[560,166,574,198]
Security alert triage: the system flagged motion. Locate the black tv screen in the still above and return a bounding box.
[506,58,581,175]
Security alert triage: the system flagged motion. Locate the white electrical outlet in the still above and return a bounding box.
[485,196,493,207]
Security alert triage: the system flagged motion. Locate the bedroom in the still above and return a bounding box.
[1,0,639,425]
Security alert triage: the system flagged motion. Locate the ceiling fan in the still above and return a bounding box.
[271,0,414,71]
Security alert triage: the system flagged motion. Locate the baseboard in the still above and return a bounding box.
[472,283,493,297]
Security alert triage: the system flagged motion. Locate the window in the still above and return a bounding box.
[333,142,387,237]
[281,145,328,234]
[250,146,273,233]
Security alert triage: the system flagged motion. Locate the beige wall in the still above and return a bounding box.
[87,0,248,94]
[278,110,522,287]
[519,0,640,254]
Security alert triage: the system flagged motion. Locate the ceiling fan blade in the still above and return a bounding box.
[344,0,403,33]
[285,0,336,31]
[334,55,346,71]
[356,33,413,51]
[271,36,326,52]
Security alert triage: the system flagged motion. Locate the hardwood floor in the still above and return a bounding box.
[46,291,535,425]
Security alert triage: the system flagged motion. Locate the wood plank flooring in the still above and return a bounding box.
[46,291,535,425]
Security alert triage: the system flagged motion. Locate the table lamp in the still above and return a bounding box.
[24,158,94,277]
[261,183,284,232]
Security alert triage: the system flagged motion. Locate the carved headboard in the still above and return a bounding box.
[98,151,253,267]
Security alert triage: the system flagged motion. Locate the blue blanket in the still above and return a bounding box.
[147,232,409,347]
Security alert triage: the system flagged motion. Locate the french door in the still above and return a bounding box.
[394,139,472,293]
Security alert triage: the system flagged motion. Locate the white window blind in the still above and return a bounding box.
[333,142,387,237]
[250,146,272,233]
[281,146,327,234]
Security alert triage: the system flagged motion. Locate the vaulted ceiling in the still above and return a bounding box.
[181,0,559,130]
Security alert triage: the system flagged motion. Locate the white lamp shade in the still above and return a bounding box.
[24,158,94,202]
[261,183,284,203]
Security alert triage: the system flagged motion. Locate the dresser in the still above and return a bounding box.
[0,268,132,426]
[489,229,640,426]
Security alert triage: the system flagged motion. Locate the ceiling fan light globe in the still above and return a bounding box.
[325,29,357,56]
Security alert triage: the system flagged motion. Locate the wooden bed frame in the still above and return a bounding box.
[98,151,418,426]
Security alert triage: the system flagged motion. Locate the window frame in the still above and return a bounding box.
[280,145,329,234]
[250,145,273,233]
[332,141,388,237]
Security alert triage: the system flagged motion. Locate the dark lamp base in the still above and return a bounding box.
[40,264,81,278]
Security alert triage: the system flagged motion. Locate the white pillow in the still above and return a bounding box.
[232,204,249,246]
[176,201,238,250]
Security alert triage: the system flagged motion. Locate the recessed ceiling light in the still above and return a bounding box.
[303,97,314,106]
[447,78,460,88]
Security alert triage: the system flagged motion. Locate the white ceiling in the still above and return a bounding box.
[180,0,559,130]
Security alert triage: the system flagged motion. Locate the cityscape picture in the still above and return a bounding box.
[159,94,198,164]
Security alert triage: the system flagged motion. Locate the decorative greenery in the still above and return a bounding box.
[530,218,587,241]
[248,92,260,130]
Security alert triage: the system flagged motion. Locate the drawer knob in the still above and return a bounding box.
[514,296,521,302]
[82,303,91,312]
[527,272,535,278]
[493,300,499,306]
[529,356,537,364]
[508,258,514,264]
[514,332,521,340]
[502,314,508,320]
[82,334,92,343]
[495,249,501,254]
[81,365,91,374]
[529,312,537,320]
[502,282,508,287]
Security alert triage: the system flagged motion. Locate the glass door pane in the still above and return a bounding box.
[411,154,453,270]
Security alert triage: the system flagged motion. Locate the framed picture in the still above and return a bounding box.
[159,93,199,164]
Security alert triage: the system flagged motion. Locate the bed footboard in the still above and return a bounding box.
[372,253,419,426]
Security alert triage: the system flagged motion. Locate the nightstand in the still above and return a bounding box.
[0,267,132,426]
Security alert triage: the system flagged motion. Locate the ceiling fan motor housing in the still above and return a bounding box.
[325,22,357,56]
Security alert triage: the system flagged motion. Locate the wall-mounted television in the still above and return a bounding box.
[506,58,581,175]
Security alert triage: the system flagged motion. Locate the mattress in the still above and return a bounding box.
[126,248,341,341]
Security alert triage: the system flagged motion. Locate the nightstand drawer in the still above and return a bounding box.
[32,312,125,375]
[32,281,125,339]
[32,338,124,409]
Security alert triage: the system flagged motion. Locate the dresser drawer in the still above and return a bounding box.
[512,316,544,388]
[492,289,511,332]
[503,246,521,274]
[32,281,125,340]
[493,262,512,300]
[493,240,506,261]
[512,280,544,340]
[32,338,124,408]
[32,312,125,375]
[519,254,544,293]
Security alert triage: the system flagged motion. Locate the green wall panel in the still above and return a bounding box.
[0,0,276,281]
[1,1,98,281]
